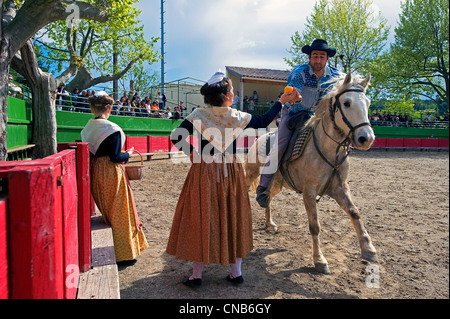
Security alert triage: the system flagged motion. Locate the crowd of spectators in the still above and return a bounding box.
[55,83,190,120]
[370,110,449,128]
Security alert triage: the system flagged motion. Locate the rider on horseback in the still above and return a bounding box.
[256,39,342,208]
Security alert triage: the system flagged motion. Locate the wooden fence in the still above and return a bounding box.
[0,143,92,299]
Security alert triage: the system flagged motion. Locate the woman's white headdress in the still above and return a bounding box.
[95,90,109,97]
[207,71,225,85]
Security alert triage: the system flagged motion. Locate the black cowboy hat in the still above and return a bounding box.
[302,39,337,57]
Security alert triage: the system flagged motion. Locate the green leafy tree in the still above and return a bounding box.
[285,0,390,75]
[35,0,159,95]
[1,0,109,160]
[374,0,449,112]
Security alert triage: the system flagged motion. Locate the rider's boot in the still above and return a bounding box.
[256,174,275,208]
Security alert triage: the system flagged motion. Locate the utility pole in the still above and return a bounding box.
[161,0,166,96]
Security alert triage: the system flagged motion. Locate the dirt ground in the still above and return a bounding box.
[119,150,449,299]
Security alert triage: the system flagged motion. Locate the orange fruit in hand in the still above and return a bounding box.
[284,86,294,93]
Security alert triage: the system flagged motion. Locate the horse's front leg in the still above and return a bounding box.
[331,183,378,263]
[303,191,330,274]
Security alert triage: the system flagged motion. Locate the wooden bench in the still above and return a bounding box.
[77,213,120,299]
[6,144,35,161]
[130,151,185,161]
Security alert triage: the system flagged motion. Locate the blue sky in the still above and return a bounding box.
[136,0,403,83]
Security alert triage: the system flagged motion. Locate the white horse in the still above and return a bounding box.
[244,72,378,274]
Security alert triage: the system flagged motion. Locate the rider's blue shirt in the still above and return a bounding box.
[287,63,342,114]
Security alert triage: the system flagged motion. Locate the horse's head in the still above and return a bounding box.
[329,72,375,150]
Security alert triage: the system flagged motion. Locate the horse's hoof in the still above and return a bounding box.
[265,225,279,234]
[362,251,378,263]
[315,263,330,274]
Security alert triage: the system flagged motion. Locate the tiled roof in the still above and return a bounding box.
[226,66,290,81]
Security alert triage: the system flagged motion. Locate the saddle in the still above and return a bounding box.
[282,111,313,163]
[279,111,313,192]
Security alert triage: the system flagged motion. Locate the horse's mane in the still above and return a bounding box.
[305,73,368,128]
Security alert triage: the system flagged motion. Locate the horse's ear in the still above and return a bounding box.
[361,73,371,88]
[344,72,352,85]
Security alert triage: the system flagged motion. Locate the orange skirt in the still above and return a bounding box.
[166,154,253,265]
[91,156,148,262]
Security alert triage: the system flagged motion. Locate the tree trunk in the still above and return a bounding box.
[31,74,58,158]
[0,0,109,161]
[12,40,62,158]
[0,25,12,161]
[65,65,93,93]
[0,65,9,161]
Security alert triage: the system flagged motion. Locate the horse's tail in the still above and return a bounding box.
[244,131,275,193]
[250,176,260,193]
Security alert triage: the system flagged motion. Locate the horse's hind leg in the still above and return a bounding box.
[303,192,330,274]
[264,205,278,233]
[331,185,378,263]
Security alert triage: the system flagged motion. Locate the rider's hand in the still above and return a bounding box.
[279,88,302,104]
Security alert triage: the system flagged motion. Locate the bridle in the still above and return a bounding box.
[329,87,371,138]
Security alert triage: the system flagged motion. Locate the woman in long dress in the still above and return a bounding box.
[81,91,148,266]
[166,72,301,286]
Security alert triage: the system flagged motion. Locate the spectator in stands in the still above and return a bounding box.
[157,91,166,110]
[179,101,187,116]
[81,91,148,267]
[123,98,132,116]
[8,74,22,97]
[112,101,121,115]
[56,83,69,111]
[164,106,172,119]
[71,88,80,111]
[232,91,240,109]
[252,90,259,104]
[172,109,181,120]
[78,90,90,112]
[248,98,255,112]
[151,101,159,110]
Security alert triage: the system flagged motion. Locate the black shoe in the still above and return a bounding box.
[117,259,137,269]
[256,186,269,208]
[225,274,244,284]
[182,277,202,287]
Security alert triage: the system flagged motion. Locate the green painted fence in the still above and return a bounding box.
[56,110,183,143]
[5,96,448,152]
[6,96,32,150]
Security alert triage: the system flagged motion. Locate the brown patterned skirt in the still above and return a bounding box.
[166,154,253,265]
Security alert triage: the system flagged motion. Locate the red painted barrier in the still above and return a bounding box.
[421,138,439,148]
[403,138,422,148]
[126,136,148,153]
[0,149,80,299]
[148,136,170,153]
[0,196,8,299]
[386,138,404,148]
[438,139,449,149]
[57,143,92,273]
[5,164,64,299]
[371,138,387,148]
[371,138,449,150]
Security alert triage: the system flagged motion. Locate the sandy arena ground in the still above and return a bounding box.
[119,150,449,299]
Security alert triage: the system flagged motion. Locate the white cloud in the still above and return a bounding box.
[137,0,402,82]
